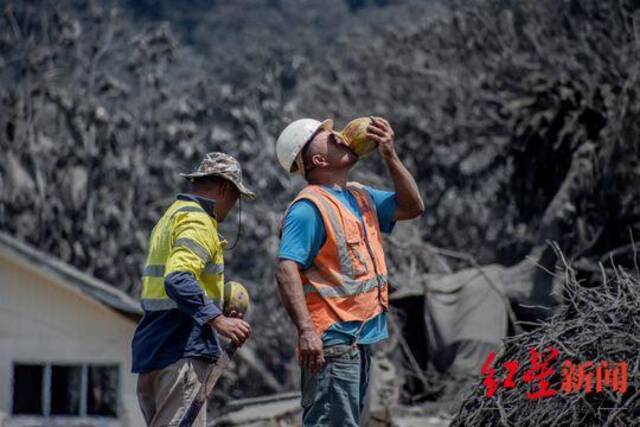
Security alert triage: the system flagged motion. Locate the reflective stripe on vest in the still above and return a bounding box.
[140,199,225,312]
[306,193,363,280]
[301,189,386,296]
[141,296,221,311]
[288,183,389,334]
[344,183,387,289]
[173,206,207,215]
[142,262,224,279]
[175,238,211,263]
[303,271,388,298]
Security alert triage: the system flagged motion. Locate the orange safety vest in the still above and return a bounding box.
[286,182,389,335]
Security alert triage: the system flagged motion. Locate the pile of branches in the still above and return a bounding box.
[452,248,640,426]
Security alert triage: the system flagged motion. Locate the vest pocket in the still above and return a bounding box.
[345,228,368,277]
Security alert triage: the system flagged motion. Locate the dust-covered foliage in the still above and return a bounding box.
[1,0,639,408]
[0,0,438,404]
[298,0,640,270]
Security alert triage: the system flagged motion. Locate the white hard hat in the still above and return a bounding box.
[276,118,333,174]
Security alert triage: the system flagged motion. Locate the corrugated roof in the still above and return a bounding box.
[0,231,142,318]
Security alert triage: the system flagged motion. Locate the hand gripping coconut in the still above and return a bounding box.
[178,281,250,427]
[338,116,379,157]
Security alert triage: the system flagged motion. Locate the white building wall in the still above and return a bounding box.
[0,254,144,427]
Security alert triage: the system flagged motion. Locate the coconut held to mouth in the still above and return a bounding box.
[337,117,379,157]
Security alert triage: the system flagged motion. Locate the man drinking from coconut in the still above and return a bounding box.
[275,117,424,426]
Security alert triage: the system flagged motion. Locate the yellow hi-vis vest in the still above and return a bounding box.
[140,198,226,311]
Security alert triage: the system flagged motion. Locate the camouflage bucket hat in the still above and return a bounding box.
[180,152,256,200]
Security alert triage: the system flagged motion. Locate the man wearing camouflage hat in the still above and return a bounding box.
[132,152,255,427]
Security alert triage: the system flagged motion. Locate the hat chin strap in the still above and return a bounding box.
[224,198,242,251]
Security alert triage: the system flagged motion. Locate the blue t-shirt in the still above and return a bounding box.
[279,185,396,346]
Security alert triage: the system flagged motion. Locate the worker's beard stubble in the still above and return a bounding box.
[340,148,359,169]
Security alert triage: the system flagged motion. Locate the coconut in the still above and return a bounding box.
[339,117,378,157]
[223,280,250,316]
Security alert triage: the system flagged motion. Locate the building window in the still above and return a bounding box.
[12,363,119,418]
[12,364,44,415]
[87,365,119,417]
[51,365,83,415]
